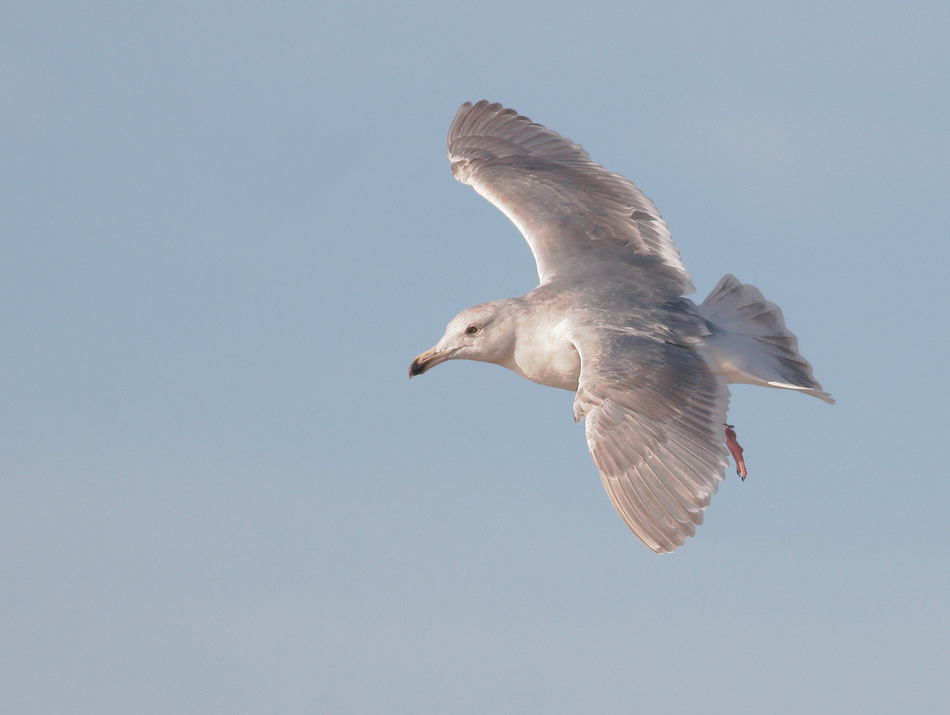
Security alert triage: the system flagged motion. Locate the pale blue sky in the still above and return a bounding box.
[2,1,948,712]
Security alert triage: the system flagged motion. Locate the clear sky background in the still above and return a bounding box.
[3,2,948,713]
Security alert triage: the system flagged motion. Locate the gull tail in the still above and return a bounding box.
[698,275,834,404]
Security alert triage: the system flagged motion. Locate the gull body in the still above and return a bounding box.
[410,101,832,553]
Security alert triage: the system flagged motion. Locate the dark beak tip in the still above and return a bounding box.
[410,348,447,378]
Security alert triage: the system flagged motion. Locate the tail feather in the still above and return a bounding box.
[698,275,834,404]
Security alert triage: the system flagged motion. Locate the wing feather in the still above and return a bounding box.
[447,100,692,294]
[571,327,730,553]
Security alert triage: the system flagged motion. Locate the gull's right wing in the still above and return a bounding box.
[568,323,730,552]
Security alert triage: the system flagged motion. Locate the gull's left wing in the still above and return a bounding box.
[447,100,692,296]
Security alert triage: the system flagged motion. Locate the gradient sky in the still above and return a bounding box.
[3,2,949,713]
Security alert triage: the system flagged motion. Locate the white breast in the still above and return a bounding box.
[510,319,581,391]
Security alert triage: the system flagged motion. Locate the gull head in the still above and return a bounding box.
[409,300,518,378]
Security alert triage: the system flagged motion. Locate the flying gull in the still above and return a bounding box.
[410,100,833,553]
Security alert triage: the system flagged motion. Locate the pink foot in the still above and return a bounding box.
[725,424,748,480]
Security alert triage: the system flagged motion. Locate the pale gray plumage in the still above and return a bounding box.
[410,100,832,553]
[448,101,692,293]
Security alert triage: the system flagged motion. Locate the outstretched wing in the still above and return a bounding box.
[570,326,730,552]
[447,100,692,295]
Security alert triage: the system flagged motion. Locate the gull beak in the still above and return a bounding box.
[408,346,455,378]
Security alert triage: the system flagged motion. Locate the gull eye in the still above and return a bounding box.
[465,325,480,335]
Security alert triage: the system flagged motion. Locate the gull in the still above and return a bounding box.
[409,101,833,553]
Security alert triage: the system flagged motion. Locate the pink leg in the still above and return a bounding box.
[725,424,748,480]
